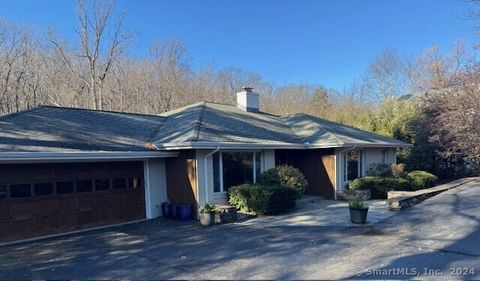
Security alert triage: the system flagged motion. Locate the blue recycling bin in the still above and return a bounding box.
[177,204,192,220]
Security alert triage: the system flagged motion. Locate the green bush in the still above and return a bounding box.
[366,163,393,177]
[406,171,438,190]
[228,184,297,215]
[350,176,411,199]
[257,165,308,198]
[266,185,297,214]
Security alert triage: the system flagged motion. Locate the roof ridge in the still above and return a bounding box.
[148,102,206,144]
[38,105,164,118]
[302,114,345,145]
[194,102,207,142]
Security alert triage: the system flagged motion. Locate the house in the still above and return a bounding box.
[0,88,408,242]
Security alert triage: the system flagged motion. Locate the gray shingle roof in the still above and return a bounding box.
[283,113,407,147]
[0,103,409,153]
[152,102,303,146]
[0,106,165,152]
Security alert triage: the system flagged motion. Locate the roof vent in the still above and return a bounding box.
[236,87,260,113]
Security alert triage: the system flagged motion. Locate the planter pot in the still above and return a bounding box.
[199,212,215,226]
[349,207,369,224]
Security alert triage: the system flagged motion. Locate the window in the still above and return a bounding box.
[382,149,387,164]
[34,182,53,196]
[128,177,143,189]
[0,185,6,199]
[213,151,263,193]
[344,149,364,182]
[77,180,93,193]
[10,184,31,198]
[112,178,127,189]
[95,179,110,191]
[56,181,74,194]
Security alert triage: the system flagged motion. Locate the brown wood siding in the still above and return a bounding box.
[165,150,197,211]
[275,149,336,199]
[0,161,145,243]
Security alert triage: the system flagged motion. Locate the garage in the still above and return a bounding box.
[0,161,146,243]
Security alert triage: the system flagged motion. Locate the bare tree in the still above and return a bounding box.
[363,48,406,101]
[47,0,133,110]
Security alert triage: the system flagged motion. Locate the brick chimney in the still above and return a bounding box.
[236,87,260,113]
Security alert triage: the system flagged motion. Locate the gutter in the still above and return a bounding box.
[0,151,179,163]
[204,146,220,204]
[152,141,411,151]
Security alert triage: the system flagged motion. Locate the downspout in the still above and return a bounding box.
[335,145,357,200]
[204,146,220,204]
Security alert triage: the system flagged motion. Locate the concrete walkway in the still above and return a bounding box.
[238,197,395,227]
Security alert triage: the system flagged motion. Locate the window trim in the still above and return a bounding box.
[213,150,263,193]
[343,149,364,183]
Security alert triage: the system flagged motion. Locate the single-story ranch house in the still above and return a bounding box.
[0,88,408,242]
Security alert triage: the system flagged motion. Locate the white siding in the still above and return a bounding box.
[263,150,276,170]
[364,147,397,172]
[364,148,384,172]
[387,148,397,164]
[335,148,347,192]
[195,150,210,206]
[144,159,168,219]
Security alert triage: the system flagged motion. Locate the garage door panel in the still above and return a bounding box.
[34,199,58,216]
[77,195,97,210]
[95,193,114,208]
[0,221,10,240]
[30,165,55,181]
[0,161,147,243]
[55,213,78,230]
[11,219,36,239]
[78,210,97,226]
[5,165,31,182]
[126,191,144,206]
[94,208,112,224]
[36,215,57,233]
[56,197,77,213]
[0,202,10,219]
[111,193,127,207]
[10,202,35,220]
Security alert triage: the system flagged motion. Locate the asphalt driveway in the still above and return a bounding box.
[0,179,479,280]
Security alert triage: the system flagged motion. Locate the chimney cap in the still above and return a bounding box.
[242,86,253,92]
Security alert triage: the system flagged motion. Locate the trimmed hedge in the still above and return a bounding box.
[228,184,297,215]
[406,171,438,190]
[257,165,308,198]
[349,176,411,199]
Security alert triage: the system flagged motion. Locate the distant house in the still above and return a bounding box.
[0,87,408,242]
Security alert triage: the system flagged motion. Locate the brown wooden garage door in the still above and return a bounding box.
[0,161,146,243]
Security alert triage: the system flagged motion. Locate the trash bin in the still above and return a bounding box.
[161,202,170,218]
[177,204,192,220]
[169,203,178,219]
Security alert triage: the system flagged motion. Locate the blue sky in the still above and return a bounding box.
[1,0,477,91]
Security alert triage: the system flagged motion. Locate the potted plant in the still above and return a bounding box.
[199,203,217,226]
[349,198,369,224]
